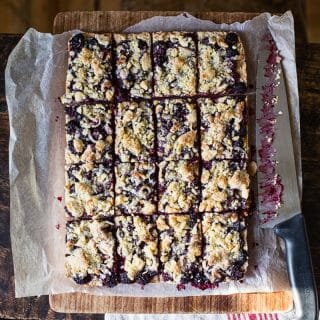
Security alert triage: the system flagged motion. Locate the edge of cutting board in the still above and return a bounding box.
[51,10,292,314]
[49,291,293,314]
[53,10,260,33]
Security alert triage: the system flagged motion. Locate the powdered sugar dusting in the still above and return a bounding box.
[257,33,284,224]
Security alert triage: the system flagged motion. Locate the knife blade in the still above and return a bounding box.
[255,36,318,320]
[256,52,300,229]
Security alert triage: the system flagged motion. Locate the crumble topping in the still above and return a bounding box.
[115,162,157,215]
[202,212,248,283]
[199,96,248,160]
[115,100,155,162]
[65,219,117,287]
[158,160,200,213]
[157,214,202,284]
[200,160,250,213]
[65,103,113,164]
[115,216,159,283]
[155,98,198,161]
[65,162,114,219]
[61,33,114,104]
[153,32,197,96]
[114,33,152,99]
[198,31,247,95]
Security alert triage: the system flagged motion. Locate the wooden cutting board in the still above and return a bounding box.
[49,11,293,314]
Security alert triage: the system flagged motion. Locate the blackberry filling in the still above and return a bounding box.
[226,32,238,46]
[70,33,85,52]
[213,43,220,51]
[230,262,246,280]
[119,272,133,284]
[153,41,168,66]
[233,82,247,94]
[73,274,92,285]
[202,37,210,45]
[136,270,157,285]
[162,272,171,282]
[226,48,239,58]
[103,275,118,287]
[87,37,98,48]
[138,39,148,50]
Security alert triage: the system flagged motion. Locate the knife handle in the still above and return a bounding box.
[274,214,318,320]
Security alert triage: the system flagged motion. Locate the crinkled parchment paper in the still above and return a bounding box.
[6,11,300,298]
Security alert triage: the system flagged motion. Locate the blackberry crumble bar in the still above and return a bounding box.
[155,98,198,161]
[201,212,248,284]
[61,33,114,104]
[198,31,247,95]
[158,160,200,214]
[115,215,159,284]
[200,160,250,213]
[115,100,155,162]
[199,96,248,161]
[114,32,152,99]
[65,103,113,164]
[65,219,117,287]
[115,162,157,215]
[157,214,202,284]
[153,31,197,96]
[65,162,114,219]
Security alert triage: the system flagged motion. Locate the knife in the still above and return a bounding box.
[256,40,318,319]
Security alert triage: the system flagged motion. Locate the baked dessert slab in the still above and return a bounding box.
[115,215,159,284]
[200,160,250,213]
[158,160,200,214]
[157,214,202,284]
[115,100,155,163]
[199,96,248,161]
[61,33,114,104]
[65,162,114,219]
[153,31,197,97]
[65,103,113,164]
[114,32,153,99]
[62,30,251,288]
[65,219,117,287]
[197,31,247,95]
[115,162,157,215]
[155,98,199,161]
[201,212,248,284]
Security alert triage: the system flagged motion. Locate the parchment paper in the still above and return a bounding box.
[6,11,300,298]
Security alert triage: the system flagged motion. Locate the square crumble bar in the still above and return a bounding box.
[199,96,248,161]
[115,162,157,215]
[157,214,202,284]
[65,219,117,287]
[61,33,114,104]
[65,162,114,219]
[114,32,153,99]
[115,100,155,162]
[158,160,200,214]
[115,215,159,284]
[153,31,197,97]
[65,103,113,164]
[198,31,247,95]
[201,212,248,284]
[155,98,198,161]
[200,160,250,213]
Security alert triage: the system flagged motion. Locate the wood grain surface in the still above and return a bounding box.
[0,0,311,43]
[0,12,319,320]
[50,291,293,314]
[53,10,259,33]
[49,11,292,314]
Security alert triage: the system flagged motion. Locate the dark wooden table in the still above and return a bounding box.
[0,33,319,318]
